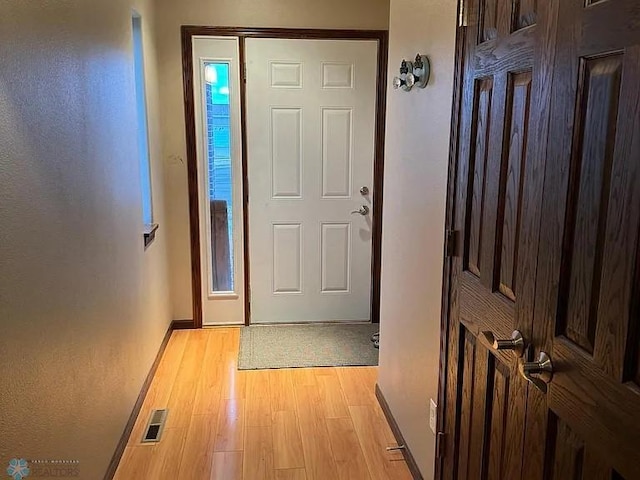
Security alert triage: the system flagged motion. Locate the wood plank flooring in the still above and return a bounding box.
[114,328,412,480]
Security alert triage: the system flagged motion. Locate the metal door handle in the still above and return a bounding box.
[481,330,525,357]
[351,205,370,215]
[519,351,553,393]
[522,351,553,381]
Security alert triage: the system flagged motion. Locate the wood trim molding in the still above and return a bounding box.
[370,30,388,325]
[181,28,204,329]
[375,384,424,480]
[435,2,467,477]
[171,319,195,329]
[103,320,193,480]
[238,35,251,326]
[182,26,388,40]
[181,26,388,327]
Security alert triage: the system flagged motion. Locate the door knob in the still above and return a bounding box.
[481,330,525,357]
[360,186,370,196]
[351,205,370,216]
[522,351,553,382]
[519,351,553,393]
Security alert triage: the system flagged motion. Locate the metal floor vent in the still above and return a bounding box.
[142,409,168,443]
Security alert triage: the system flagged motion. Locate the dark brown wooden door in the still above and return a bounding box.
[442,0,545,478]
[441,0,640,479]
[523,1,640,478]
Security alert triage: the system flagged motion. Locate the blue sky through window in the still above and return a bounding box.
[205,62,234,291]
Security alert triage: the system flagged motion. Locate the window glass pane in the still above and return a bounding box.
[204,62,234,292]
[132,14,153,226]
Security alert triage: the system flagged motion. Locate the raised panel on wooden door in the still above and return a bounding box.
[477,0,539,44]
[496,72,531,302]
[544,414,627,480]
[531,1,640,478]
[511,0,537,32]
[459,75,514,337]
[459,68,533,338]
[465,77,493,279]
[452,326,528,480]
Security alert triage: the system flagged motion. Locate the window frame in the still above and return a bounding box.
[131,11,156,248]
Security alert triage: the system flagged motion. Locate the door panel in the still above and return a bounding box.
[271,108,303,198]
[545,414,624,480]
[245,38,377,323]
[454,4,538,341]
[273,223,302,293]
[451,326,528,480]
[497,71,531,301]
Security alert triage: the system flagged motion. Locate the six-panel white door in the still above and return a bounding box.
[245,38,378,323]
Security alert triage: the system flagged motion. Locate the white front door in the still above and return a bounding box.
[192,36,245,325]
[245,38,378,323]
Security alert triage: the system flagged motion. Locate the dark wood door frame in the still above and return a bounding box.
[181,26,389,328]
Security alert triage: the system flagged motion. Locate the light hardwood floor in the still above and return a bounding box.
[114,328,413,480]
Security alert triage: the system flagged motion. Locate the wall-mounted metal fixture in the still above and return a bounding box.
[392,59,414,91]
[392,54,431,92]
[411,54,430,88]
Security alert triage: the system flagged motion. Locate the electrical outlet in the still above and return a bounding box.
[429,399,437,434]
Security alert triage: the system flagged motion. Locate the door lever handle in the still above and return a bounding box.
[351,205,370,216]
[519,351,553,393]
[481,330,525,357]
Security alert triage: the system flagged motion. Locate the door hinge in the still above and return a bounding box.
[247,287,251,321]
[445,229,459,258]
[458,0,468,27]
[242,63,247,83]
[436,432,446,459]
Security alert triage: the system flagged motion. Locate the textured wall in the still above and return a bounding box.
[377,0,457,477]
[0,0,171,478]
[154,0,391,319]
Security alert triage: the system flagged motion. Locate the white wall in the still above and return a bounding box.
[153,0,391,319]
[377,0,457,477]
[0,0,171,477]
